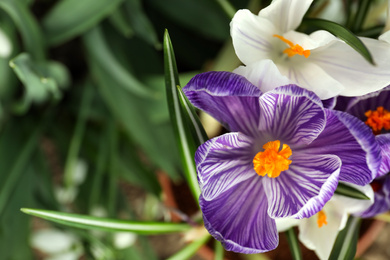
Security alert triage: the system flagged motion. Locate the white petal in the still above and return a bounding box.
[31,229,78,254]
[258,0,313,32]
[275,217,300,232]
[233,59,290,93]
[277,61,345,99]
[311,37,390,97]
[231,9,278,65]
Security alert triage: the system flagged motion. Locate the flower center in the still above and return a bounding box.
[273,34,311,58]
[253,140,292,178]
[364,106,390,134]
[317,210,328,228]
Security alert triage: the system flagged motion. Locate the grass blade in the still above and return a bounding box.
[285,228,302,260]
[164,30,201,200]
[335,182,370,200]
[21,208,191,234]
[166,234,210,260]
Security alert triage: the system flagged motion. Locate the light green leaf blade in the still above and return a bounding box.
[329,216,361,260]
[42,0,123,45]
[164,30,201,200]
[335,182,370,200]
[285,228,302,260]
[303,18,374,65]
[0,0,45,60]
[21,208,192,234]
[166,234,210,260]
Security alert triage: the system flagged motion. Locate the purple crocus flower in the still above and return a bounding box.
[183,71,380,253]
[342,87,390,218]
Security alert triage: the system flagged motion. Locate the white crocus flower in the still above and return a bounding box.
[231,0,390,99]
[276,184,374,260]
[0,27,11,58]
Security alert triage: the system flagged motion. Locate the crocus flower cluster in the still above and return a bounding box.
[182,0,390,258]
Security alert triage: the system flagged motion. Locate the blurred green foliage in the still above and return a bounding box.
[0,0,250,258]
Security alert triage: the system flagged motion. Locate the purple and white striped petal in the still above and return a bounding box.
[183,71,262,136]
[262,153,340,219]
[345,86,390,120]
[377,134,390,177]
[258,85,326,146]
[305,110,380,184]
[200,177,278,253]
[195,133,257,201]
[359,176,390,218]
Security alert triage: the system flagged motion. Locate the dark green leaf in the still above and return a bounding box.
[335,182,370,200]
[303,18,374,65]
[285,228,302,260]
[329,216,361,260]
[42,0,123,45]
[21,208,192,234]
[164,30,201,200]
[351,0,371,33]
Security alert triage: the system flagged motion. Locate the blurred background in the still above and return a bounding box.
[1,0,390,259]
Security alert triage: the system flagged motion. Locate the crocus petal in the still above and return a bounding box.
[377,134,390,177]
[258,0,313,33]
[277,60,345,100]
[233,59,290,93]
[200,177,278,253]
[0,28,12,58]
[345,85,390,121]
[275,217,300,232]
[183,71,262,136]
[258,85,326,145]
[311,38,390,97]
[195,133,257,201]
[263,153,340,219]
[359,175,390,218]
[305,110,380,185]
[230,9,279,65]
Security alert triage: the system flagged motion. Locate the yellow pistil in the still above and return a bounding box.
[365,106,390,134]
[273,34,311,58]
[253,140,292,178]
[317,210,328,228]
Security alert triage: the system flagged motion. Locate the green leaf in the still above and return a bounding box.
[329,216,361,260]
[335,182,370,200]
[303,18,374,65]
[42,0,123,45]
[21,208,192,234]
[0,0,45,60]
[351,0,371,33]
[9,53,63,113]
[164,30,201,200]
[166,234,210,260]
[285,228,302,260]
[214,240,224,260]
[83,26,155,98]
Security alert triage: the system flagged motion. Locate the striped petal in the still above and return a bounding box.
[263,153,340,219]
[258,85,326,146]
[183,71,262,136]
[359,176,390,218]
[377,134,390,177]
[305,110,381,184]
[200,177,278,253]
[195,132,257,201]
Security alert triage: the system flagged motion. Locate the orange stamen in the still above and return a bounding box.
[273,34,311,58]
[317,210,328,228]
[253,140,292,178]
[365,106,390,135]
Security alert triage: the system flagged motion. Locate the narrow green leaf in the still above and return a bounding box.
[21,208,192,234]
[42,0,123,45]
[164,30,201,200]
[335,182,370,200]
[63,83,93,188]
[0,0,45,60]
[166,234,210,260]
[285,228,302,260]
[303,18,374,65]
[214,0,236,19]
[214,240,224,260]
[329,216,361,260]
[109,8,134,38]
[351,0,371,33]
[83,26,154,98]
[177,87,208,146]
